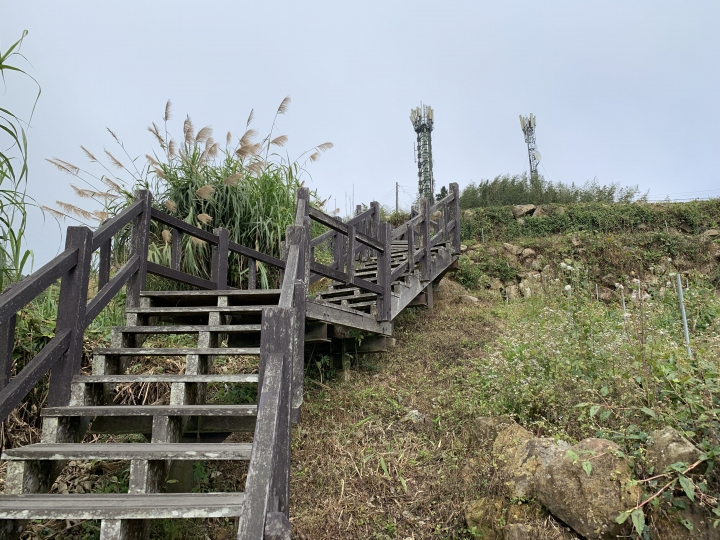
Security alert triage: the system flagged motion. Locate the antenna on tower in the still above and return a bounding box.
[519,113,541,179]
[410,103,435,201]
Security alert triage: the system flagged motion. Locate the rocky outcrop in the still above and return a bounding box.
[502,438,570,499]
[645,426,704,474]
[512,204,536,219]
[465,497,504,540]
[536,438,641,539]
[472,416,517,445]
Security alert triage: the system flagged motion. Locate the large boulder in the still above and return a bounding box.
[512,204,536,219]
[536,438,641,539]
[503,438,570,499]
[650,505,719,539]
[465,497,504,540]
[646,427,704,474]
[503,524,538,539]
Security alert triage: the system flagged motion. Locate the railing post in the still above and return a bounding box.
[420,197,431,281]
[449,182,461,253]
[376,222,392,321]
[333,217,345,272]
[370,201,380,240]
[0,313,16,391]
[407,226,415,272]
[125,190,152,310]
[345,225,355,286]
[170,228,182,270]
[98,239,111,290]
[248,259,257,290]
[48,226,93,407]
[211,228,229,290]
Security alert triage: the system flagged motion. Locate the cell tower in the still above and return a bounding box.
[519,113,541,179]
[410,104,435,200]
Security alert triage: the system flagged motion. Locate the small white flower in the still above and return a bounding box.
[565,285,572,291]
[632,278,640,284]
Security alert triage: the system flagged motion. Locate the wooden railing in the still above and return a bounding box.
[239,188,310,540]
[0,195,150,419]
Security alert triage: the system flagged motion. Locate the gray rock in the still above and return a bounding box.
[702,228,719,237]
[492,423,533,462]
[503,242,523,255]
[536,438,642,539]
[473,416,518,445]
[460,244,468,253]
[402,409,426,423]
[532,205,546,218]
[459,295,479,306]
[646,426,704,474]
[503,524,539,540]
[512,204,536,219]
[503,438,570,499]
[505,285,519,300]
[521,248,536,259]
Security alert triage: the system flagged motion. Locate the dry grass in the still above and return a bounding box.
[289,279,499,539]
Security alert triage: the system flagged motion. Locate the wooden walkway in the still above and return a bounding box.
[0,185,460,539]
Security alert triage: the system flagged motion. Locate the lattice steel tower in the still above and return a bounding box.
[519,113,541,179]
[411,104,435,200]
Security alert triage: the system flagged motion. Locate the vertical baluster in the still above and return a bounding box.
[449,182,461,253]
[420,198,431,281]
[0,313,16,391]
[171,229,182,271]
[211,228,229,290]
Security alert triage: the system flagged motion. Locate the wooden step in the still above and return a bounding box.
[113,324,262,334]
[316,291,376,301]
[140,289,280,307]
[74,374,258,384]
[125,306,264,315]
[0,492,246,520]
[2,442,253,461]
[41,405,258,417]
[93,347,260,356]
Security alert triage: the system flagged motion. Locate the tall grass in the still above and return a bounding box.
[47,97,332,287]
[0,30,39,289]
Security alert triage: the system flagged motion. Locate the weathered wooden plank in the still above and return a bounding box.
[0,330,71,422]
[345,225,355,286]
[125,191,152,310]
[139,289,280,299]
[306,299,393,336]
[390,260,410,283]
[74,374,258,384]
[0,248,78,323]
[309,206,375,247]
[171,228,182,270]
[150,207,219,244]
[146,261,216,290]
[125,306,264,314]
[92,347,260,356]
[265,512,291,540]
[98,239,111,290]
[248,258,257,290]
[376,222,393,321]
[0,313,16,391]
[91,200,144,251]
[3,442,254,461]
[41,404,258,417]
[309,262,383,295]
[227,240,286,270]
[0,493,246,520]
[111,324,261,334]
[85,255,140,326]
[48,227,94,407]
[309,207,384,252]
[449,182,461,252]
[211,228,229,290]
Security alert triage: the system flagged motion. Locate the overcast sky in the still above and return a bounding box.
[2,1,719,267]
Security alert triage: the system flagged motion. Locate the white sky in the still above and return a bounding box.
[2,1,719,267]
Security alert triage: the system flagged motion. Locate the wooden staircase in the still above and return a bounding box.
[0,184,460,539]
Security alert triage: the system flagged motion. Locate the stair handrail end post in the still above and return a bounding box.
[47,226,93,407]
[125,190,153,309]
[420,197,431,281]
